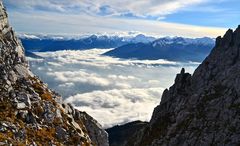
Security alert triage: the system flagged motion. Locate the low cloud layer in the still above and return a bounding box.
[28,49,198,128]
[66,88,164,128]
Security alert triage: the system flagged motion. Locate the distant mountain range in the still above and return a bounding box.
[20,34,156,52]
[20,34,215,62]
[103,37,215,62]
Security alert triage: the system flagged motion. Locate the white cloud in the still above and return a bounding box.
[148,80,161,85]
[108,75,138,80]
[5,0,227,37]
[8,10,226,38]
[58,82,75,88]
[28,49,198,127]
[33,49,179,67]
[47,70,111,87]
[65,87,164,128]
[6,0,207,18]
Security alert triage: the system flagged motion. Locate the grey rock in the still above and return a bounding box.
[17,92,31,107]
[0,126,7,132]
[16,102,27,110]
[15,128,26,140]
[55,109,62,119]
[26,112,37,124]
[125,26,240,146]
[78,111,109,146]
[0,122,8,132]
[15,64,32,78]
[8,70,17,82]
[56,126,68,140]
[17,110,28,120]
[0,1,108,145]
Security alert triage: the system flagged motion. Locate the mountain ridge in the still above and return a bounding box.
[104,37,214,62]
[0,1,108,145]
[20,33,156,52]
[19,33,214,57]
[123,26,240,145]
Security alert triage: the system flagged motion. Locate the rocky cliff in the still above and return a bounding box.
[0,1,108,145]
[125,27,240,145]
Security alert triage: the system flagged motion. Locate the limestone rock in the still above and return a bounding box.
[76,111,109,146]
[0,1,108,145]
[15,102,27,110]
[125,26,240,146]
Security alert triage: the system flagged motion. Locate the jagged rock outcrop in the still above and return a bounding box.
[125,26,240,146]
[0,1,108,145]
[77,111,109,146]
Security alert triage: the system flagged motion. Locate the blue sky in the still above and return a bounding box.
[165,0,240,28]
[3,0,240,37]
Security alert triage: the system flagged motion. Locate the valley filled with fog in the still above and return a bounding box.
[28,49,198,128]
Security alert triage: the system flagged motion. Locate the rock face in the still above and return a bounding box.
[0,1,108,145]
[106,121,148,146]
[126,27,240,146]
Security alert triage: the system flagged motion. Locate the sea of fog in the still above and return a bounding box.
[28,49,198,128]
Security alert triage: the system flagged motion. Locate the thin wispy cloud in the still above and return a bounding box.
[8,10,226,37]
[4,0,234,37]
[5,0,207,18]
